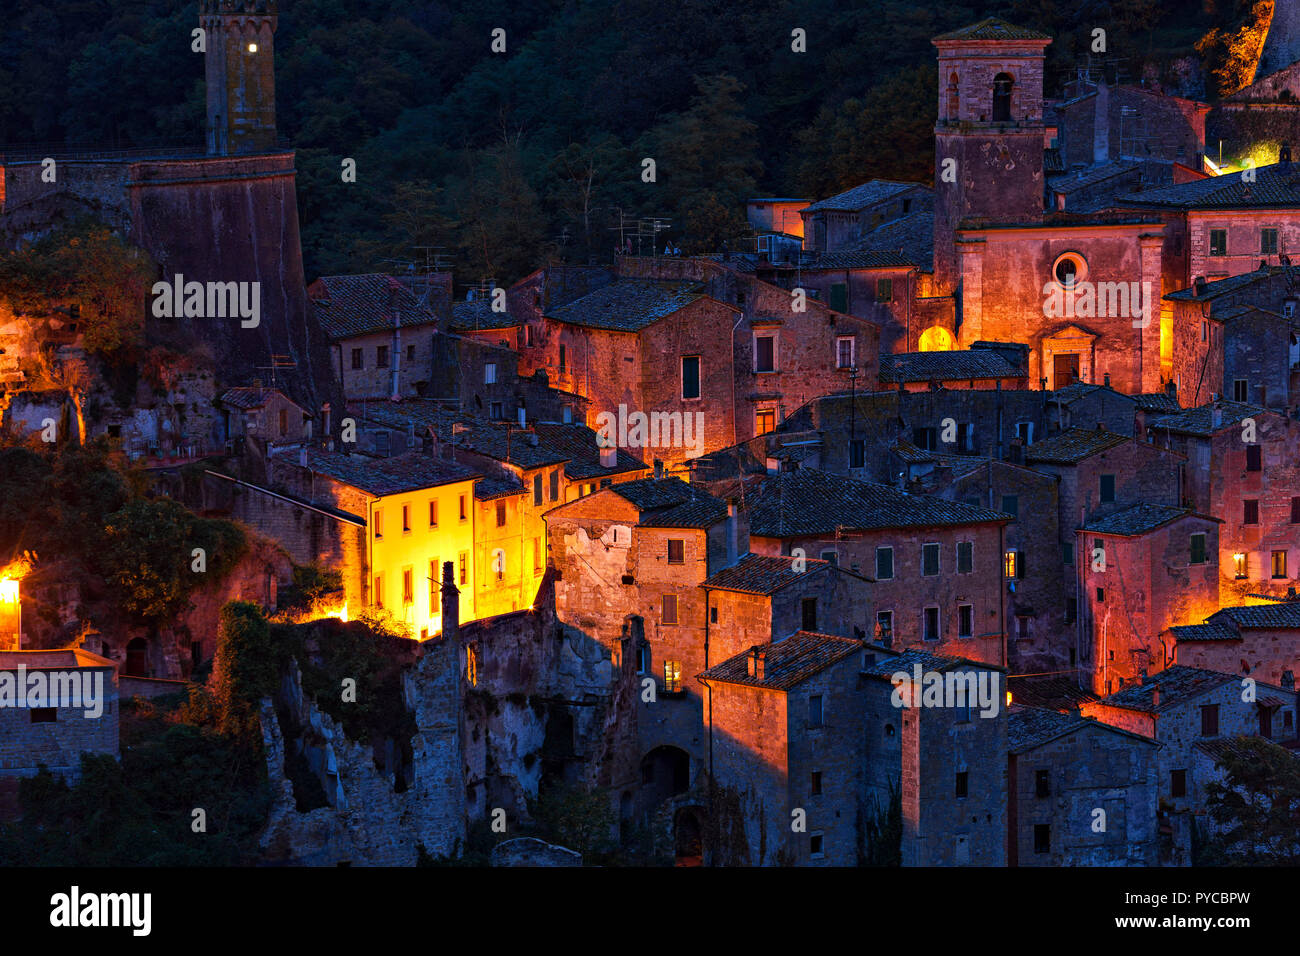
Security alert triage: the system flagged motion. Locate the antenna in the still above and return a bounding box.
[253,355,296,390]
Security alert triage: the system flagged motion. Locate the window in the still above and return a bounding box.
[876,611,893,643]
[1001,495,1019,517]
[1015,421,1034,443]
[1065,597,1078,624]
[1201,704,1219,737]
[1292,497,1300,524]
[30,708,56,723]
[810,833,824,858]
[682,356,701,399]
[533,537,542,574]
[377,345,390,368]
[525,325,535,347]
[1033,824,1050,854]
[1004,550,1017,578]
[1209,229,1227,257]
[663,660,682,694]
[809,695,823,728]
[1235,552,1248,579]
[837,336,855,368]
[663,594,678,625]
[1026,771,1048,802]
[923,606,940,642]
[458,552,467,585]
[485,363,497,384]
[549,469,560,502]
[957,541,973,574]
[877,277,893,302]
[1171,769,1187,797]
[1190,533,1207,565]
[278,408,288,436]
[1096,586,1105,603]
[533,474,543,506]
[958,604,973,638]
[829,283,848,312]
[955,771,968,798]
[849,439,866,469]
[922,543,940,576]
[1062,543,1074,566]
[406,344,416,362]
[754,334,776,372]
[755,408,776,434]
[1245,499,1260,525]
[637,643,650,674]
[820,550,838,567]
[374,509,384,539]
[667,539,685,565]
[1262,227,1279,255]
[459,495,467,521]
[913,427,938,450]
[495,501,506,528]
[1233,378,1249,402]
[810,771,823,796]
[875,547,894,580]
[403,568,414,605]
[992,72,1013,122]
[1247,444,1262,471]
[490,401,503,420]
[956,422,973,452]
[351,348,363,370]
[430,561,441,614]
[373,574,384,609]
[710,606,717,623]
[1099,474,1115,503]
[801,597,818,632]
[559,345,567,372]
[428,500,438,527]
[1273,550,1288,579]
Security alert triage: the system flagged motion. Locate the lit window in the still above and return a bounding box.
[428,500,438,527]
[430,561,441,614]
[1004,550,1018,578]
[402,504,411,533]
[663,660,682,694]
[756,408,776,434]
[247,42,258,53]
[403,568,414,605]
[458,552,467,585]
[459,494,468,521]
[374,509,384,539]
[1273,550,1288,579]
[1234,552,1247,579]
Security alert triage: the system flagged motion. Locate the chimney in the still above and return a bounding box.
[654,459,664,479]
[1212,404,1223,428]
[726,501,740,565]
[599,445,617,468]
[1193,276,1206,296]
[518,407,526,428]
[298,446,308,467]
[747,646,767,680]
[1103,372,1111,387]
[1151,685,1160,708]
[1283,669,1295,691]
[1093,79,1110,163]
[441,560,459,642]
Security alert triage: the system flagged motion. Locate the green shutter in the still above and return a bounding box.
[829,283,848,312]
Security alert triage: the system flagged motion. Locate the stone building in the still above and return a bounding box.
[218,386,310,447]
[799,180,933,255]
[1167,598,1300,688]
[1006,706,1159,866]
[698,632,869,866]
[1077,504,1223,694]
[1051,79,1209,172]
[861,646,1008,866]
[1079,664,1297,864]
[879,342,1029,392]
[0,648,119,815]
[1147,401,1300,601]
[743,468,1011,665]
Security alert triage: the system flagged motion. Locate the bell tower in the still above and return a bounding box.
[932,18,1051,295]
[200,0,279,156]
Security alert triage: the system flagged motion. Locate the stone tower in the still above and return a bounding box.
[932,19,1051,296]
[200,0,279,156]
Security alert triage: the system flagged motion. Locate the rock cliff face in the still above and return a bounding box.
[258,640,465,866]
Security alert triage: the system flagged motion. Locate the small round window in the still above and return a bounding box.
[1052,252,1087,290]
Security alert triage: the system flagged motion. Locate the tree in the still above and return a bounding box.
[1203,736,1300,865]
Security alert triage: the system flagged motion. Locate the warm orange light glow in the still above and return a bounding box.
[0,578,17,603]
[247,43,258,53]
[918,327,956,352]
[1006,691,1013,707]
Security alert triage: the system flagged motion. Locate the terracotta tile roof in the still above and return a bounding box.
[802,180,922,213]
[450,299,520,332]
[1048,160,1142,194]
[474,474,524,500]
[701,553,834,595]
[697,631,863,691]
[1009,707,1155,752]
[1194,736,1288,764]
[1163,267,1296,302]
[610,476,729,529]
[859,646,991,680]
[219,386,301,411]
[531,423,648,479]
[297,448,480,497]
[1168,622,1240,642]
[880,348,1025,383]
[1133,392,1183,414]
[1147,400,1268,436]
[1211,601,1300,629]
[1024,427,1129,463]
[1080,504,1197,536]
[310,274,440,340]
[545,280,709,332]
[1093,665,1234,713]
[746,468,1009,537]
[850,209,934,270]
[811,249,915,269]
[933,17,1052,41]
[1006,675,1099,712]
[1121,163,1300,209]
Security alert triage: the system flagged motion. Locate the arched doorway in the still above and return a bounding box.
[125,638,149,677]
[640,745,690,808]
[918,326,956,352]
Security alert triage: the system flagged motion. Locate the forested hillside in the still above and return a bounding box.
[0,0,1271,282]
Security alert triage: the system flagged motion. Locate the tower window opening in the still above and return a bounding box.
[992,73,1014,123]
